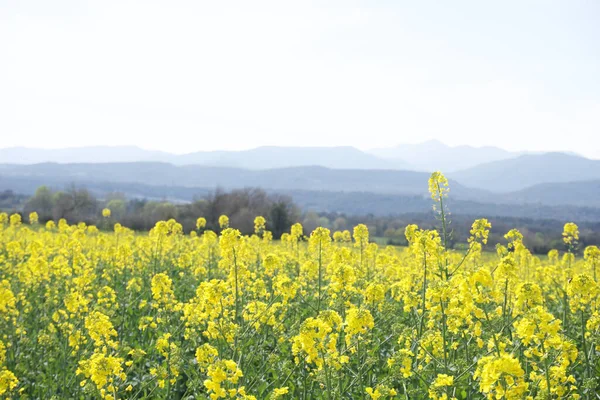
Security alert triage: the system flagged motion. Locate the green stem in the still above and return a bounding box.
[440,299,449,373]
[317,240,323,314]
[581,310,591,382]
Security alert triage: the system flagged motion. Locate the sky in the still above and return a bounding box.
[1,0,599,157]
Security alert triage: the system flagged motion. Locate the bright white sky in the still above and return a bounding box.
[1,1,599,157]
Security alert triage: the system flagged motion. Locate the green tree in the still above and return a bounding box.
[24,186,54,220]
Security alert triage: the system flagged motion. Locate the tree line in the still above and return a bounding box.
[6,185,599,254]
[22,186,300,238]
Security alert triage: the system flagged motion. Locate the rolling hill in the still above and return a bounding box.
[0,162,482,199]
[450,152,600,192]
[506,180,600,208]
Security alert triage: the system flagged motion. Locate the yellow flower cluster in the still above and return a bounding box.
[0,173,599,398]
[0,341,18,396]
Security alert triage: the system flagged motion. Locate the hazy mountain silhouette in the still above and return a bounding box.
[3,146,600,209]
[4,143,589,177]
[0,145,407,170]
[0,162,482,198]
[451,153,600,192]
[505,180,600,208]
[175,146,409,169]
[368,139,518,172]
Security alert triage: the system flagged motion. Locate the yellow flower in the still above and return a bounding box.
[102,208,111,218]
[9,213,21,227]
[309,227,332,255]
[567,274,598,312]
[562,222,579,246]
[432,374,453,387]
[474,353,528,400]
[155,333,172,357]
[428,171,449,200]
[344,308,374,346]
[77,352,124,391]
[0,369,18,395]
[84,311,118,349]
[353,224,369,247]
[429,374,454,400]
[0,280,18,317]
[365,385,396,399]
[365,387,382,400]
[150,272,177,310]
[195,343,219,370]
[290,222,303,239]
[514,282,543,312]
[0,341,5,365]
[29,211,39,224]
[254,216,266,234]
[219,214,229,228]
[291,311,345,370]
[272,386,289,398]
[469,218,491,244]
[204,359,244,399]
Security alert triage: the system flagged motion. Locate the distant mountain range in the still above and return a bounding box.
[450,152,600,192]
[0,141,534,172]
[368,139,520,172]
[0,145,406,170]
[175,146,410,170]
[0,142,589,176]
[2,143,600,213]
[2,156,600,207]
[0,163,478,198]
[507,180,600,208]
